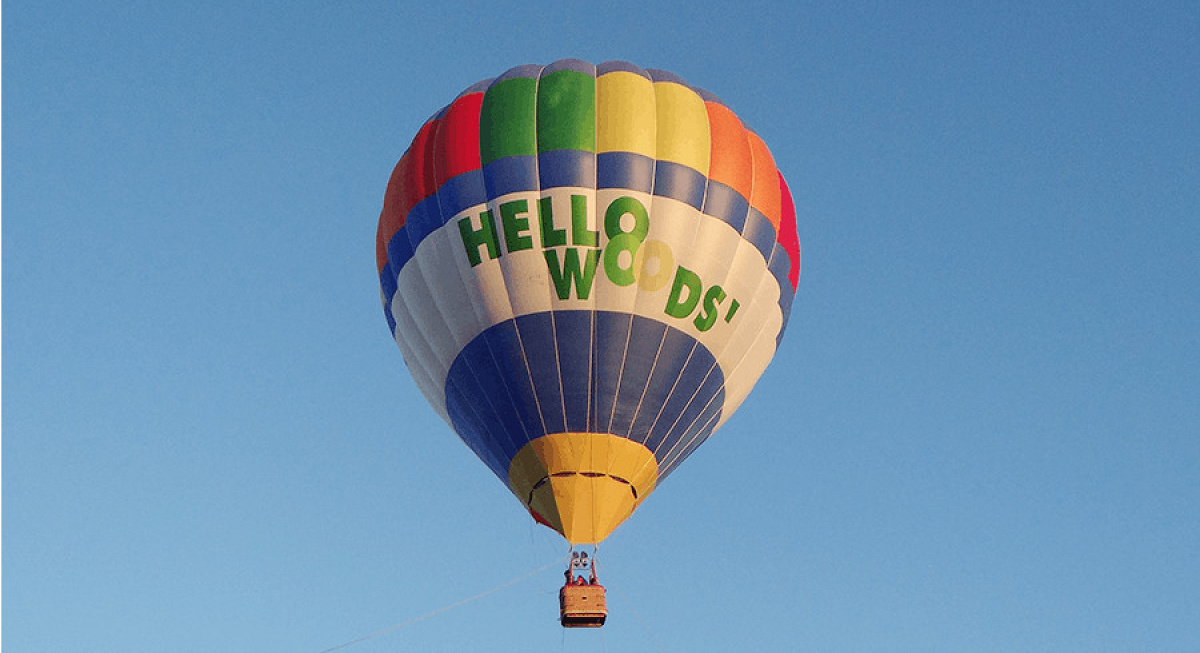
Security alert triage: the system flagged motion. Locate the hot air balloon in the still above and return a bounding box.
[375,60,799,623]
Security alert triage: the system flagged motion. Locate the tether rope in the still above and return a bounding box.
[608,582,669,652]
[317,555,568,653]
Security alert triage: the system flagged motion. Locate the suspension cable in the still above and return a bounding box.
[317,555,568,653]
[608,582,669,653]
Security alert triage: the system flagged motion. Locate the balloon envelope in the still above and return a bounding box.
[377,60,800,544]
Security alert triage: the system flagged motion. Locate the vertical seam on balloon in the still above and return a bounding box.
[600,73,667,456]
[649,357,725,478]
[424,100,503,466]
[649,207,766,473]
[655,242,781,471]
[625,325,670,444]
[586,65,599,440]
[709,241,786,424]
[625,339,699,489]
[397,216,496,461]
[460,330,530,466]
[675,103,754,395]
[430,261,511,471]
[603,69,660,440]
[642,103,756,480]
[640,346,719,474]
[681,122,785,432]
[585,70,600,438]
[475,75,542,466]
[447,348,517,477]
[627,237,699,448]
[401,118,459,415]
[589,302,600,435]
[590,63,620,436]
[597,64,653,444]
[388,150,443,413]
[626,80,714,485]
[582,62,599,543]
[387,286,446,419]
[658,367,737,476]
[644,342,699,447]
[656,251,785,476]
[448,95,532,467]
[506,66,550,443]
[537,67,572,440]
[640,339,716,480]
[586,300,597,432]
[512,65,558,523]
[641,84,715,441]
[661,408,723,478]
[578,61,600,540]
[427,108,520,475]
[590,311,600,542]
[602,260,642,429]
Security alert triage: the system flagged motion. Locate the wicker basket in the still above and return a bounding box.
[559,583,608,627]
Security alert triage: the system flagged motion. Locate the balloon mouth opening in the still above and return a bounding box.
[525,472,641,544]
[531,471,640,498]
[508,433,659,545]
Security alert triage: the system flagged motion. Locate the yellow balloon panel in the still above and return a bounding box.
[508,433,659,544]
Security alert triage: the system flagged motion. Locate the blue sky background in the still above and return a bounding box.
[5,1,1198,651]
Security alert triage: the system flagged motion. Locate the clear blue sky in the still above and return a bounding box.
[5,1,1198,651]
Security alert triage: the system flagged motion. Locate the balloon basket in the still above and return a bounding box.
[559,582,607,628]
